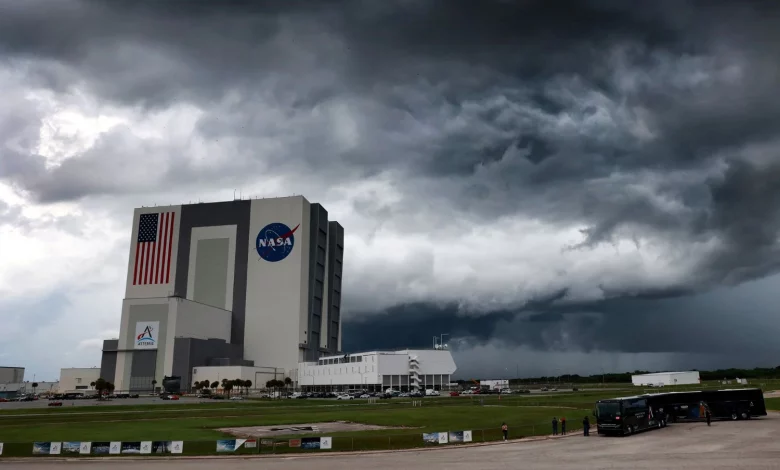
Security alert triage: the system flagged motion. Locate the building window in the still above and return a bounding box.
[76,378,82,384]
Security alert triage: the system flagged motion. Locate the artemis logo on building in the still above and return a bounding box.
[134,321,160,350]
[256,223,299,262]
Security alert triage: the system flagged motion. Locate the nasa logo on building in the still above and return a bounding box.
[256,222,300,262]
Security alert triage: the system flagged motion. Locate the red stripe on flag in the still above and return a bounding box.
[133,238,141,286]
[138,242,145,285]
[156,213,167,284]
[166,212,175,284]
[144,242,152,285]
[153,214,162,284]
[148,241,157,285]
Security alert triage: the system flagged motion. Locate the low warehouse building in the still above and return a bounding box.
[59,367,102,392]
[632,371,700,386]
[297,349,457,393]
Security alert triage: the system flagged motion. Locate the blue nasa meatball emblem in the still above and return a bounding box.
[256,222,300,262]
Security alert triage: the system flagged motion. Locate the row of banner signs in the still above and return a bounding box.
[31,441,183,455]
[216,437,332,452]
[423,431,473,444]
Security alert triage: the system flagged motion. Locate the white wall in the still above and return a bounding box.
[299,353,381,387]
[124,205,182,299]
[632,371,700,386]
[297,350,458,388]
[244,196,310,376]
[59,368,101,392]
[172,297,231,342]
[407,350,458,376]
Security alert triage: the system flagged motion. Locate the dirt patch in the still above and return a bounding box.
[218,421,413,438]
[764,391,780,398]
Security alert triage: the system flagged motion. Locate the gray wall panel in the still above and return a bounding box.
[326,221,344,354]
[100,340,118,383]
[192,238,230,308]
[175,201,250,345]
[130,350,158,391]
[305,203,329,361]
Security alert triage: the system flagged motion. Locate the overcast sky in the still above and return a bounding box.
[1,0,779,381]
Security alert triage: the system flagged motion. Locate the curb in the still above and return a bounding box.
[0,432,586,463]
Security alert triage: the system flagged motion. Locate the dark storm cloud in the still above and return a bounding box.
[3,0,780,368]
[344,274,780,363]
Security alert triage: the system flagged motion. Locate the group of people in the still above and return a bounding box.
[551,416,591,436]
[500,416,592,441]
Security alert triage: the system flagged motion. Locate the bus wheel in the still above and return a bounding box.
[731,412,738,420]
[741,411,750,420]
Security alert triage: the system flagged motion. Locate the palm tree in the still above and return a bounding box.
[284,377,293,392]
[244,380,252,394]
[210,381,218,391]
[151,379,157,393]
[32,382,39,396]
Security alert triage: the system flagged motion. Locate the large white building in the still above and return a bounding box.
[59,367,101,392]
[297,349,457,392]
[632,371,700,386]
[99,196,344,392]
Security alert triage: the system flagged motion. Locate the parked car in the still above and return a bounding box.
[48,401,63,407]
[449,391,460,397]
[229,396,244,400]
[336,394,354,400]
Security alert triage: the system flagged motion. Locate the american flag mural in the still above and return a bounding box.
[133,212,175,285]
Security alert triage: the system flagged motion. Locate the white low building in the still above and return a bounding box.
[632,371,700,386]
[480,379,509,390]
[59,367,102,392]
[297,349,457,392]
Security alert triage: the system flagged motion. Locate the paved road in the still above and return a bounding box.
[12,414,780,469]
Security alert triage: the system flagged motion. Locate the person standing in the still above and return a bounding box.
[705,406,712,427]
[561,416,566,435]
[502,422,508,440]
[552,417,558,436]
[583,416,590,436]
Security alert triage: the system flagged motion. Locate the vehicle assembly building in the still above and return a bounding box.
[99,196,344,392]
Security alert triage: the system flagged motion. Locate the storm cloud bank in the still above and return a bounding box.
[1,0,779,377]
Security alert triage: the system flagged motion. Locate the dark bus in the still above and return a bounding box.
[650,388,766,422]
[595,394,668,436]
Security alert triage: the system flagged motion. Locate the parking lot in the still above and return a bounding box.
[13,413,780,469]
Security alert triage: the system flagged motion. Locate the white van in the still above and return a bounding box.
[425,389,440,396]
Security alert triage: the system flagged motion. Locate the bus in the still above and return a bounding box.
[594,394,668,436]
[649,388,766,422]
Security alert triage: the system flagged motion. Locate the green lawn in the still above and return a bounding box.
[0,398,591,442]
[765,397,780,411]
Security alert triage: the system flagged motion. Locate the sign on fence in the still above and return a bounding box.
[423,431,472,445]
[217,439,249,452]
[0,443,3,455]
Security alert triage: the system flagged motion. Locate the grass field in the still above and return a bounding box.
[1,382,777,458]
